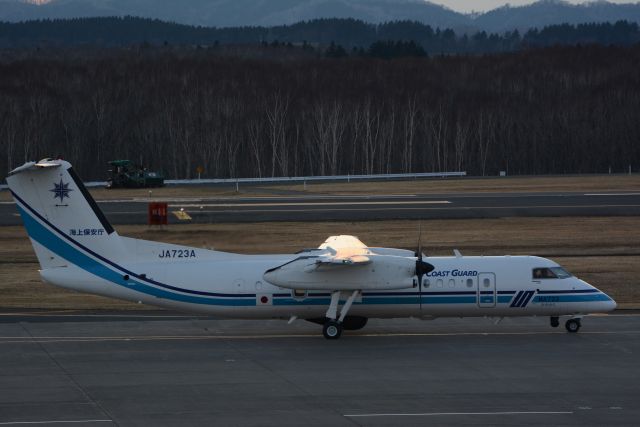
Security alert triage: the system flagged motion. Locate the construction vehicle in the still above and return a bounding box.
[106,160,164,188]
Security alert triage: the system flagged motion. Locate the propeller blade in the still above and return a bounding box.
[416,222,422,259]
[414,222,433,286]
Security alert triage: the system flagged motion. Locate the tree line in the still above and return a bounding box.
[0,17,639,54]
[1,44,639,181]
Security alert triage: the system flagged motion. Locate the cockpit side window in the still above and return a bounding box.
[550,267,572,279]
[533,268,556,279]
[533,267,572,279]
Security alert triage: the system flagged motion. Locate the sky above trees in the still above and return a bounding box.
[436,0,635,13]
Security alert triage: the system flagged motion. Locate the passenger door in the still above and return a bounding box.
[478,272,496,308]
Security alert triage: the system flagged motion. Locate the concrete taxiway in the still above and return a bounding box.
[2,191,640,225]
[0,313,638,426]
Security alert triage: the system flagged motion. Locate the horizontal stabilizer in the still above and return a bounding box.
[9,159,61,175]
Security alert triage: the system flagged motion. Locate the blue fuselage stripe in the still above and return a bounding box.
[533,294,612,303]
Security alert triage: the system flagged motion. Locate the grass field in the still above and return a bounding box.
[1,216,638,310]
[269,174,640,196]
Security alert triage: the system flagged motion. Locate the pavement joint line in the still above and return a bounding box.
[0,420,113,425]
[17,323,118,426]
[343,411,574,417]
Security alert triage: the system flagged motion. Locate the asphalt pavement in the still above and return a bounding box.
[2,191,640,225]
[0,313,637,426]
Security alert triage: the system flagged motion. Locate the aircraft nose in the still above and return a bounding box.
[594,287,617,312]
[603,294,617,312]
[580,278,617,312]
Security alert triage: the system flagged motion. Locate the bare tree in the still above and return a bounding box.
[265,92,289,177]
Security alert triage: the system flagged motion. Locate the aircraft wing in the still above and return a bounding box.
[312,235,372,269]
[318,235,367,250]
[312,253,371,269]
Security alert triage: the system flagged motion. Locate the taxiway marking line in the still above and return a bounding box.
[209,203,640,211]
[344,411,573,417]
[103,203,640,216]
[1,330,639,344]
[0,312,637,318]
[0,312,196,318]
[169,200,451,208]
[124,194,420,202]
[584,193,640,196]
[1,312,636,319]
[0,420,113,425]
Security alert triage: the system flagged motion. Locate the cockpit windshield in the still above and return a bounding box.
[532,267,572,279]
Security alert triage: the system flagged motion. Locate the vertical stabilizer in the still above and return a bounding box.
[7,159,125,269]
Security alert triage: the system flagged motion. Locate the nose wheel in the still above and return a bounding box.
[565,318,581,333]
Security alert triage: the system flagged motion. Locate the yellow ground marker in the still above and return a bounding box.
[172,209,192,220]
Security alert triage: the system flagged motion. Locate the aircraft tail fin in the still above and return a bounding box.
[6,159,125,269]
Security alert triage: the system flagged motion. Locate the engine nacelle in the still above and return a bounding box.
[263,254,416,291]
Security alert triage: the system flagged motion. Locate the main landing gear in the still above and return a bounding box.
[322,290,361,340]
[323,320,343,339]
[550,316,582,333]
[307,315,367,339]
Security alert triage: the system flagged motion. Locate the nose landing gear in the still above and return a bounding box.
[550,316,582,333]
[565,318,582,333]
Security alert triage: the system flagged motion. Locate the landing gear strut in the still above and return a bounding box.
[322,290,360,340]
[550,316,559,328]
[565,318,582,333]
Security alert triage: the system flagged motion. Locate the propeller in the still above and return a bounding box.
[414,223,434,286]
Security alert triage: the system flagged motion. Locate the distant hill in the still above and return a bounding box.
[1,16,638,52]
[1,0,640,32]
[474,0,640,32]
[0,0,469,29]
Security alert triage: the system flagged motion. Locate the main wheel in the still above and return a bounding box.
[323,320,343,340]
[565,318,581,333]
[550,316,559,328]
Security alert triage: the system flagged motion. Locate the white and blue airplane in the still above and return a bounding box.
[7,159,617,339]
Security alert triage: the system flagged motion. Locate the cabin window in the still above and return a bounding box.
[466,278,473,288]
[483,278,490,287]
[436,279,443,288]
[448,279,455,288]
[533,267,572,279]
[424,279,431,288]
